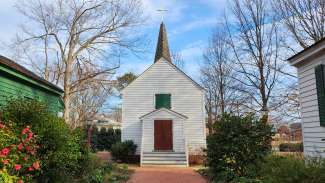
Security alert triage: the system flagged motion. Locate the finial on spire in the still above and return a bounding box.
[154,22,172,63]
[157,8,168,22]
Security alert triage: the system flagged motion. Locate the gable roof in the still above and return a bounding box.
[0,55,63,93]
[122,22,204,92]
[287,37,325,67]
[122,58,204,93]
[139,107,188,120]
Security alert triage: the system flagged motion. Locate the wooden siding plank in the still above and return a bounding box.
[122,59,206,155]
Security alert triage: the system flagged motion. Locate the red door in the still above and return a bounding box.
[154,120,173,151]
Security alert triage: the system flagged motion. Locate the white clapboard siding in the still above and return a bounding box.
[121,58,206,154]
[297,53,325,157]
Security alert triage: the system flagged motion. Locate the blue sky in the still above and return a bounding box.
[0,0,227,110]
[118,0,228,79]
[0,0,228,81]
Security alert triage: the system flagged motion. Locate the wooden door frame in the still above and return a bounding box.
[154,119,173,151]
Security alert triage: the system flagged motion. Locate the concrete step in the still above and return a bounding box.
[143,152,186,157]
[143,152,185,154]
[141,160,187,165]
[141,152,188,166]
[142,157,186,161]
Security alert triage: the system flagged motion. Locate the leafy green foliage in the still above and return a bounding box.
[78,154,129,183]
[206,114,273,182]
[103,164,129,183]
[88,126,121,151]
[116,72,137,91]
[111,140,137,162]
[1,99,89,182]
[279,142,303,152]
[258,155,325,183]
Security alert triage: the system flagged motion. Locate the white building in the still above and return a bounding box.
[121,22,206,166]
[87,114,121,130]
[288,38,325,157]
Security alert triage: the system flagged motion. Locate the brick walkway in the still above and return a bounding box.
[127,166,207,183]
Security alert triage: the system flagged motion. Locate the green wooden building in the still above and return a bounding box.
[0,55,63,115]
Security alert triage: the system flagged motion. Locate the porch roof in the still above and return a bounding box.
[139,108,188,120]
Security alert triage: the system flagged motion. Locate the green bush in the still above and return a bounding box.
[77,153,107,183]
[279,142,303,152]
[96,128,121,151]
[88,126,121,152]
[77,154,129,183]
[206,113,273,182]
[258,155,325,183]
[111,140,137,162]
[1,99,89,183]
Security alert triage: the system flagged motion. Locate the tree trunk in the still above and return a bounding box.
[207,103,213,134]
[63,57,72,123]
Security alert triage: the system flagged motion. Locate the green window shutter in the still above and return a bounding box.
[315,65,325,127]
[155,94,171,109]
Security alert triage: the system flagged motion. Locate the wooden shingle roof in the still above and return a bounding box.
[154,22,172,63]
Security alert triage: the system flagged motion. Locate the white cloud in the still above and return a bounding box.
[171,17,218,36]
[117,59,151,76]
[179,40,206,80]
[141,0,187,24]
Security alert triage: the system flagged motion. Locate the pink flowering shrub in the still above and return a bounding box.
[0,121,40,183]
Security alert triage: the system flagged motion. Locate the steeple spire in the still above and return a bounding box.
[154,22,172,63]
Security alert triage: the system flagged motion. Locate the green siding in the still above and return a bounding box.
[315,65,325,127]
[155,94,171,109]
[0,71,63,114]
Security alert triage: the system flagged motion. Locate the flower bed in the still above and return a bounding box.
[0,123,40,183]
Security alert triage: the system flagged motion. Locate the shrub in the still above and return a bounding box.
[88,126,121,152]
[279,142,303,152]
[111,140,137,162]
[77,153,107,183]
[1,99,89,182]
[258,155,325,183]
[0,122,41,182]
[77,154,129,183]
[206,113,273,182]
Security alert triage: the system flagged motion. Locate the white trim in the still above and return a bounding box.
[139,108,188,120]
[289,42,325,67]
[140,119,144,166]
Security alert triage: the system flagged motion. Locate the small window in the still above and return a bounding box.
[155,94,171,109]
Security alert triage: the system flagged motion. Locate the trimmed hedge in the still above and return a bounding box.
[279,142,303,152]
[89,126,121,151]
[111,140,137,163]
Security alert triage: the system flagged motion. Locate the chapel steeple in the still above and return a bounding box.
[154,22,172,63]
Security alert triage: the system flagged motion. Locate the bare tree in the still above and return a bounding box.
[14,0,144,125]
[200,26,248,133]
[171,51,185,69]
[226,0,281,123]
[109,106,122,123]
[273,0,325,49]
